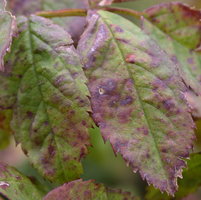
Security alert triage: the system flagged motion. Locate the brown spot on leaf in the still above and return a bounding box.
[0,182,9,190]
[120,96,133,106]
[171,55,178,64]
[137,126,149,135]
[117,108,133,124]
[26,111,33,118]
[116,38,129,44]
[162,99,175,110]
[187,57,194,64]
[48,145,55,157]
[115,26,124,33]
[126,54,136,64]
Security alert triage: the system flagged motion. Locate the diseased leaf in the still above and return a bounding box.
[0,0,15,70]
[44,179,137,200]
[146,153,201,200]
[145,3,201,50]
[142,2,201,117]
[0,162,43,200]
[8,0,87,44]
[0,71,18,109]
[0,109,12,149]
[5,15,92,183]
[8,0,87,16]
[78,10,195,195]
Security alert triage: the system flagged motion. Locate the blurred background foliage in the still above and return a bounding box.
[0,0,201,200]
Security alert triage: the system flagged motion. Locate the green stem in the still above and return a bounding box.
[35,9,87,18]
[35,7,146,19]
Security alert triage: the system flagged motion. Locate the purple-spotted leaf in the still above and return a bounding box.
[78,10,195,195]
[44,179,137,200]
[0,0,15,71]
[5,15,92,183]
[0,162,43,200]
[142,3,201,117]
[146,153,201,200]
[8,0,87,44]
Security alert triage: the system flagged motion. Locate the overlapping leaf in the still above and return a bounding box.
[78,10,195,195]
[142,2,201,117]
[0,0,15,70]
[7,0,87,44]
[4,15,92,183]
[44,179,137,200]
[146,153,201,200]
[0,162,43,200]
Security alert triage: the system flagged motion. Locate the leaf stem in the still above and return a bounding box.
[35,7,146,19]
[35,9,87,18]
[102,7,146,19]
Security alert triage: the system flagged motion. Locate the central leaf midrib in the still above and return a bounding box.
[27,19,67,180]
[101,16,170,185]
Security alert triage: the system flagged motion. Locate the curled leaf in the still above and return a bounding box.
[143,2,201,117]
[146,153,201,200]
[184,91,201,119]
[0,162,43,200]
[44,179,137,200]
[0,0,16,71]
[5,15,92,183]
[78,10,195,195]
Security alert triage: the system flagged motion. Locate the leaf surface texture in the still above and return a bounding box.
[78,10,195,195]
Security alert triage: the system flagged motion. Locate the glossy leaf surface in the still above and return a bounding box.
[44,179,136,200]
[5,15,91,183]
[78,10,195,195]
[0,163,43,200]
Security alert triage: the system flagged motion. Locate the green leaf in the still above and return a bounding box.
[0,0,15,70]
[77,10,195,195]
[7,0,87,44]
[146,153,201,200]
[0,162,43,200]
[5,15,92,183]
[142,2,201,117]
[44,179,137,200]
[0,109,12,149]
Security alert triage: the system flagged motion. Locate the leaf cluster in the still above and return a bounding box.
[0,0,201,199]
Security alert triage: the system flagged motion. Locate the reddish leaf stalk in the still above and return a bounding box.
[35,9,88,18]
[102,7,146,19]
[35,7,146,19]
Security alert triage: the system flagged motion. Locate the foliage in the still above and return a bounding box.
[0,0,200,199]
